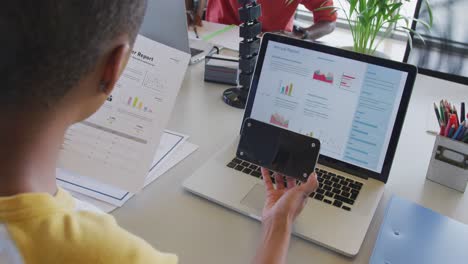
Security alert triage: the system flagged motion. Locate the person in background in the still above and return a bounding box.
[0,0,318,263]
[201,0,337,40]
[186,0,204,26]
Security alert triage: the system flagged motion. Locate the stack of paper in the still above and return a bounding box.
[56,35,196,212]
[58,130,198,212]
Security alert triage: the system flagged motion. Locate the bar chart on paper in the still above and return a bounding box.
[58,34,191,193]
[126,96,154,113]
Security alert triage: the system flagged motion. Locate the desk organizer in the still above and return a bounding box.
[204,54,239,85]
[426,135,468,192]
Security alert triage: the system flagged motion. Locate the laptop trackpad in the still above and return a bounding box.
[241,184,266,214]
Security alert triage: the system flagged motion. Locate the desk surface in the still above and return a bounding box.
[112,59,468,264]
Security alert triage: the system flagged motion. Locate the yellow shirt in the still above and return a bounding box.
[0,188,178,264]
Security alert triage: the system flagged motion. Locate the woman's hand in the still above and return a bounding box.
[261,168,318,224]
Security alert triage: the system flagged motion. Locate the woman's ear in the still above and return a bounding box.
[99,43,131,95]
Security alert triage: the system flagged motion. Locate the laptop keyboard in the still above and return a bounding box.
[227,158,363,212]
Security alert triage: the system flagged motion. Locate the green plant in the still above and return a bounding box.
[285,0,433,55]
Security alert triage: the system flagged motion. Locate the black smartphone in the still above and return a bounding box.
[237,118,321,181]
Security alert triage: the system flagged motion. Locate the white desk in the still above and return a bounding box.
[112,60,468,264]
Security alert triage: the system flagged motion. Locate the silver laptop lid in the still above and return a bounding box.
[139,0,191,54]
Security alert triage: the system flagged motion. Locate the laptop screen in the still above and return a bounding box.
[250,41,409,173]
[139,0,191,54]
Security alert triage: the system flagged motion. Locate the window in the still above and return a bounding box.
[295,1,418,32]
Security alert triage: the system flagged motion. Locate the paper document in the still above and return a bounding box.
[189,21,241,51]
[68,190,117,213]
[144,141,199,187]
[66,141,199,213]
[58,131,189,207]
[58,35,190,193]
[150,130,187,172]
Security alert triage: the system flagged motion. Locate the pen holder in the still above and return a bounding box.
[426,136,468,193]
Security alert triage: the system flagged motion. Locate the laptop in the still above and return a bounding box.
[183,33,417,257]
[140,0,214,64]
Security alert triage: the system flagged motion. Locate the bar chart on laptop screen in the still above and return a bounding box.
[313,70,334,84]
[251,43,367,158]
[278,81,294,97]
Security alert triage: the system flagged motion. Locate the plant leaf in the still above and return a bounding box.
[331,0,434,53]
[349,0,358,17]
[314,6,340,12]
[358,0,366,13]
[404,30,413,50]
[423,0,434,27]
[387,2,403,16]
[411,17,432,30]
[401,26,426,45]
